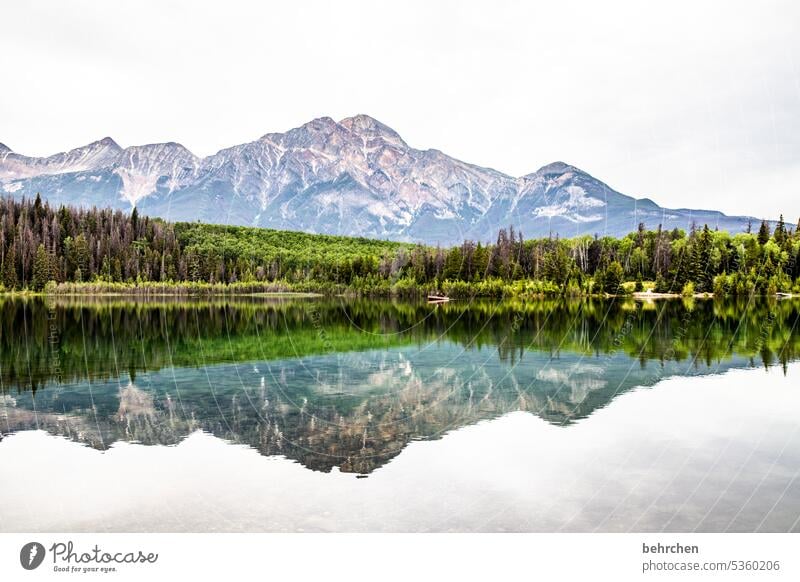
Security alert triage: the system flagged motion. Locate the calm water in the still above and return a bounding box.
[1,296,799,532]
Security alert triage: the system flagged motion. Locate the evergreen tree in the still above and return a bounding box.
[774,214,786,246]
[32,244,50,291]
[757,220,771,246]
[2,245,18,290]
[690,225,714,292]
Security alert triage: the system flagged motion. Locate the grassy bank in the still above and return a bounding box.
[38,280,315,297]
[0,276,794,300]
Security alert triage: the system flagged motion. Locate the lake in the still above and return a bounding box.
[1,296,799,532]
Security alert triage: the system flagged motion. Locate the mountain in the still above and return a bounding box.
[0,115,765,243]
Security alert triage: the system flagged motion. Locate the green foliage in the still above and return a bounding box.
[758,220,771,246]
[653,273,668,293]
[174,222,411,284]
[32,244,51,291]
[603,261,624,294]
[1,198,798,298]
[1,245,18,290]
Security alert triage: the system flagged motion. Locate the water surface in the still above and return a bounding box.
[1,296,799,531]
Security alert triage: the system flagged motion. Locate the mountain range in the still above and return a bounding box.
[0,115,763,243]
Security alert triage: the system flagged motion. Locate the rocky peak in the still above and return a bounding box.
[526,161,581,179]
[95,136,122,150]
[262,116,343,149]
[117,142,198,166]
[339,114,407,147]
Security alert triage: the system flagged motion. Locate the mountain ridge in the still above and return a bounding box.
[0,115,769,243]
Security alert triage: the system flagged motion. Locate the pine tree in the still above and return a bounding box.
[2,245,18,290]
[66,233,89,277]
[774,214,786,246]
[690,225,714,292]
[33,193,44,222]
[757,220,771,246]
[32,244,50,291]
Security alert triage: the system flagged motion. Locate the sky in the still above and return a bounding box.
[1,0,798,220]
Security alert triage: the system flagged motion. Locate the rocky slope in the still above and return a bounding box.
[0,115,762,243]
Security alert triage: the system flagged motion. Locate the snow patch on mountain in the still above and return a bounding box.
[3,181,23,193]
[114,170,161,206]
[532,185,606,222]
[0,116,762,242]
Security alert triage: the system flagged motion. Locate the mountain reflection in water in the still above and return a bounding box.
[1,296,798,474]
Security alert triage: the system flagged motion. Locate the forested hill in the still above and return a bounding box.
[0,195,411,292]
[1,195,799,297]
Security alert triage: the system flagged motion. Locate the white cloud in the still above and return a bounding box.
[1,0,797,220]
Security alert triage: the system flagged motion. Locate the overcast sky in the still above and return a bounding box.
[1,0,798,220]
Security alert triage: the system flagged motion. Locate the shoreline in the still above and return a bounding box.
[1,287,795,301]
[632,291,716,299]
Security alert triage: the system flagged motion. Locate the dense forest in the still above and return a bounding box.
[1,195,799,297]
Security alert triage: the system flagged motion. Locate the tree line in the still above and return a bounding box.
[1,195,799,296]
